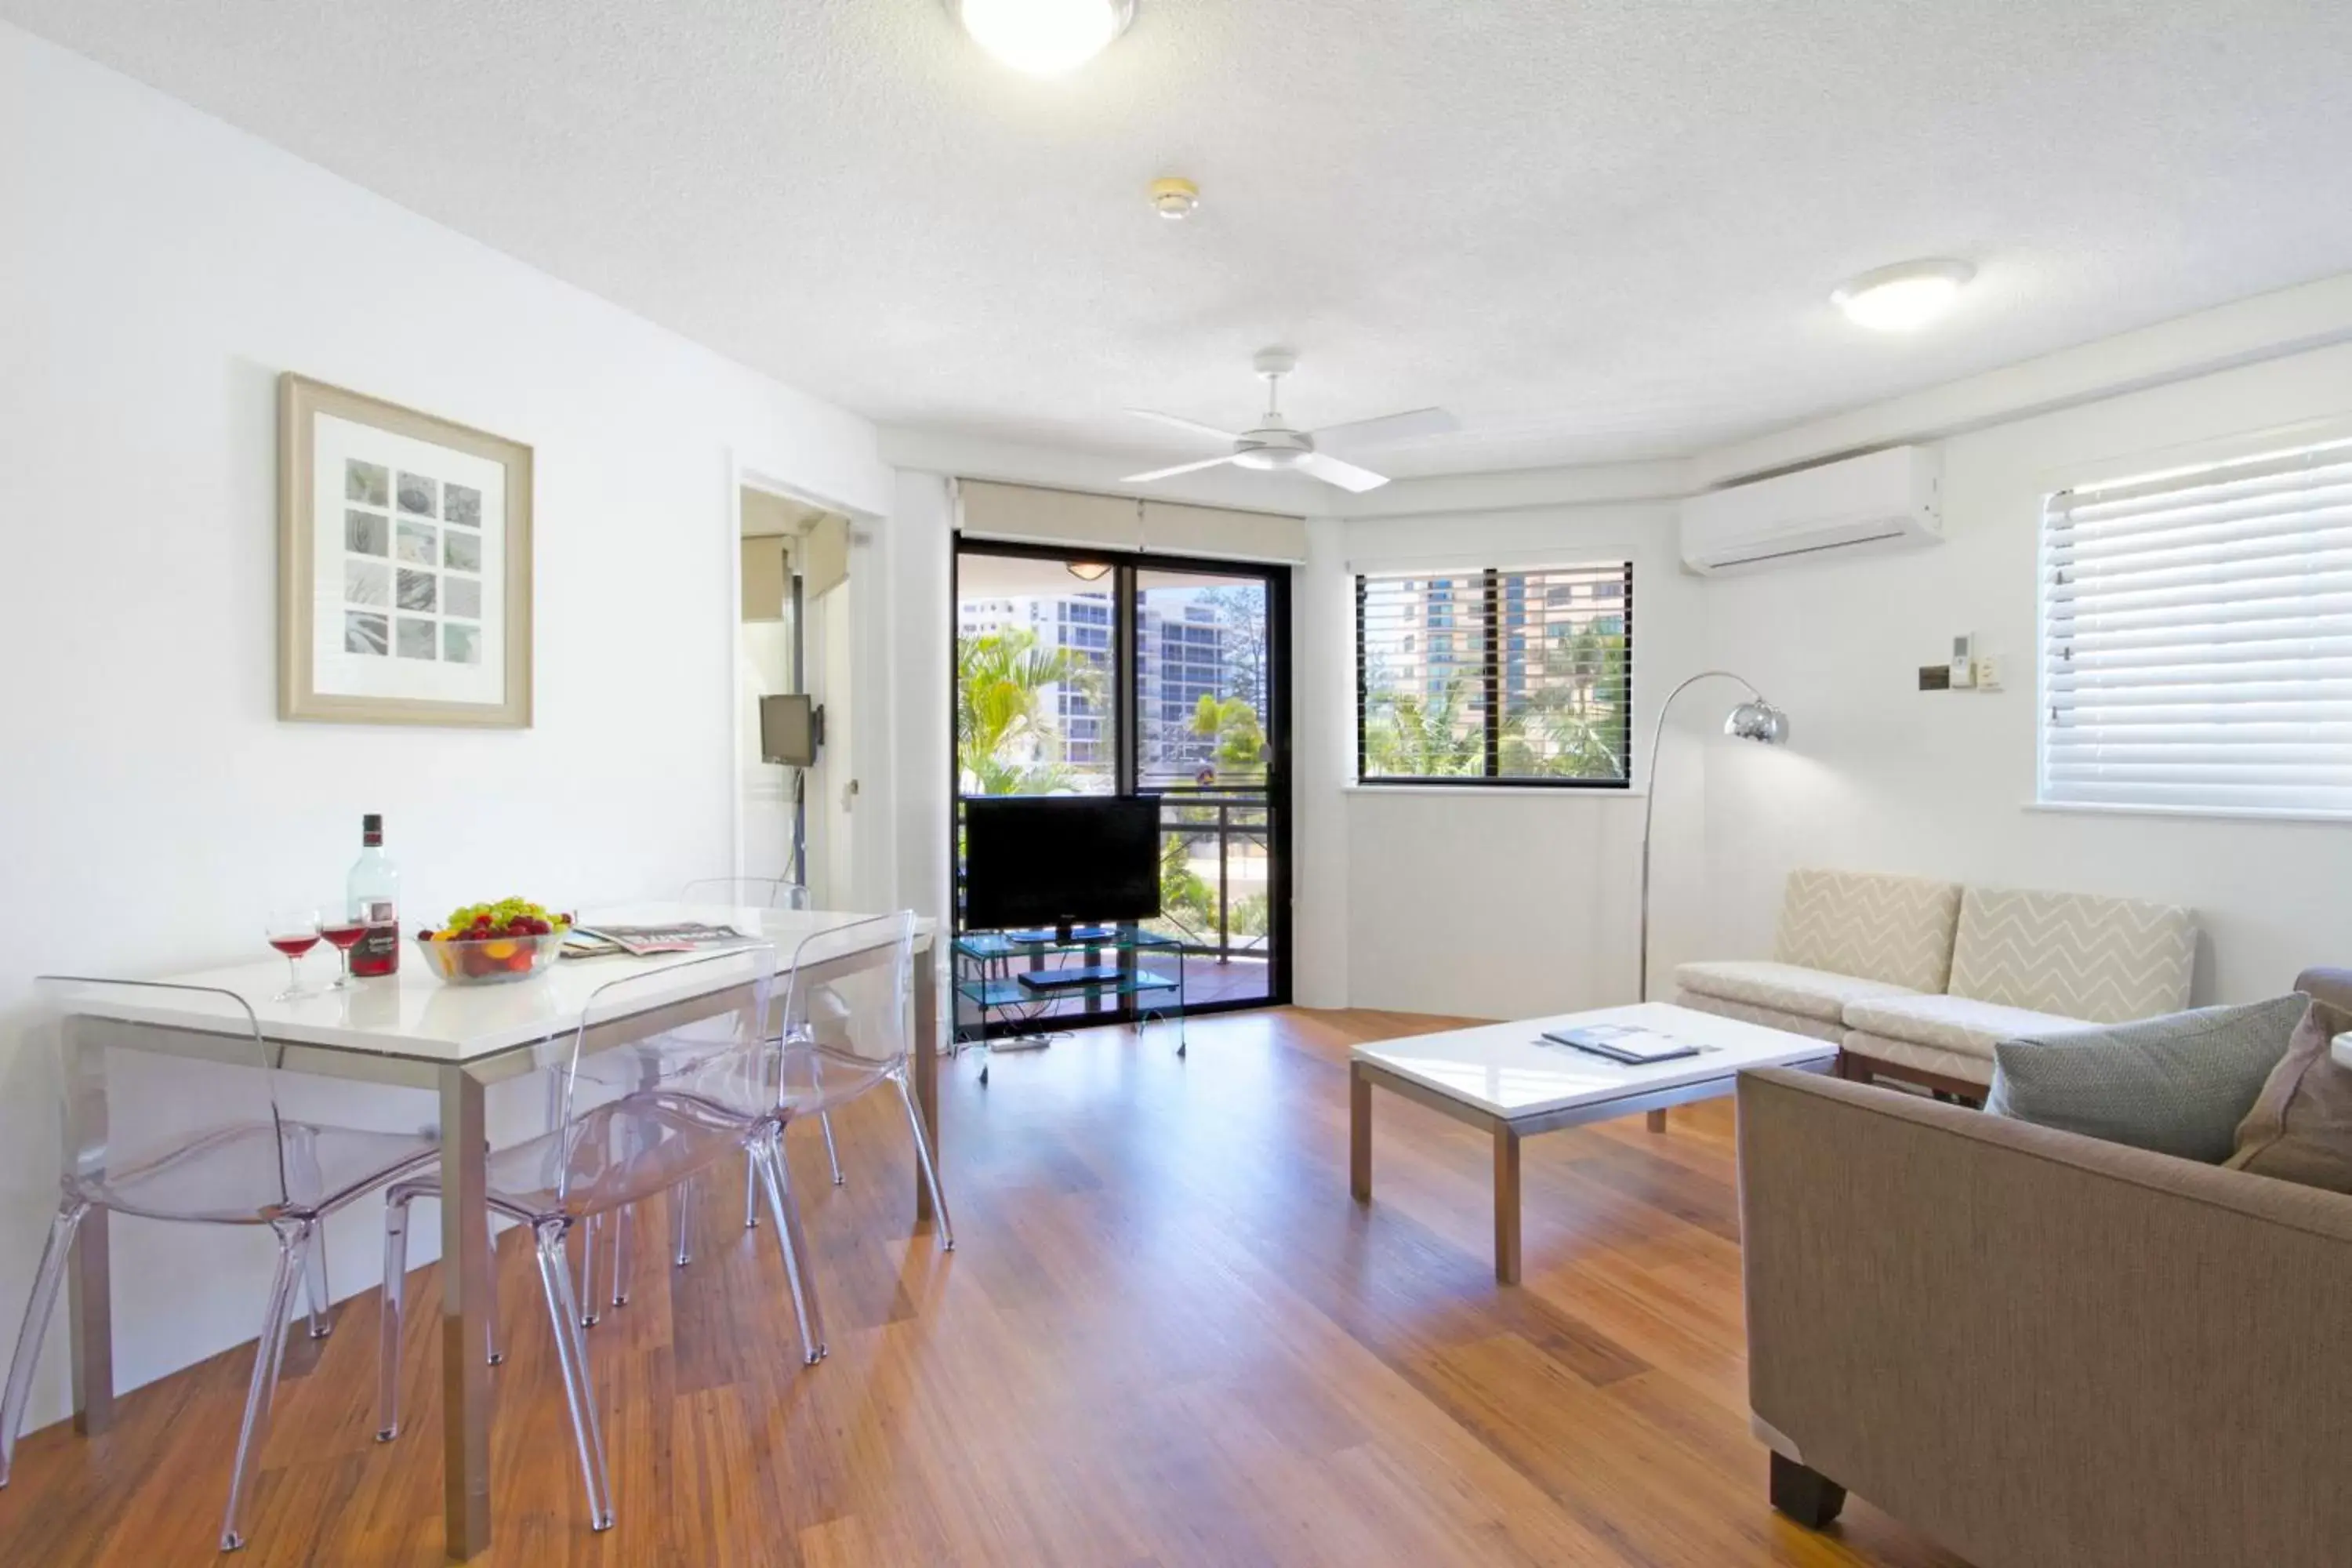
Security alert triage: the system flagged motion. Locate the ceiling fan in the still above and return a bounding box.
[1122,350,1458,493]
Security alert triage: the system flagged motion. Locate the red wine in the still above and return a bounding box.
[319,923,367,951]
[268,934,321,957]
[347,814,401,977]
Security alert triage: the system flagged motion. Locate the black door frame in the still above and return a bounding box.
[949,533,1294,1024]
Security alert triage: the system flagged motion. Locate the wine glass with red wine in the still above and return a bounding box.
[318,909,368,989]
[265,906,323,1000]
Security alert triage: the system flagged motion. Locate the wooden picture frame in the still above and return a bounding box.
[278,372,534,727]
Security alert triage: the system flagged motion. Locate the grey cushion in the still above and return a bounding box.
[1986,995,2310,1162]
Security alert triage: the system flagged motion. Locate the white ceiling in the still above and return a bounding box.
[12,1,2352,477]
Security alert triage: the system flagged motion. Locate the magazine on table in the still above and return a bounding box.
[564,922,757,958]
[1537,1023,1702,1065]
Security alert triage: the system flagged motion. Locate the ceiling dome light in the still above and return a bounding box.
[1231,447,1307,472]
[1831,259,1976,332]
[953,0,1135,76]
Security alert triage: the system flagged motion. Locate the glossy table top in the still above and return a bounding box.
[103,903,935,1062]
[1351,1000,1835,1121]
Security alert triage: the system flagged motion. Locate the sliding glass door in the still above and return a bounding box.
[1134,566,1276,1005]
[953,539,1290,1026]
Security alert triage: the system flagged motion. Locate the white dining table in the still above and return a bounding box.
[59,902,939,1562]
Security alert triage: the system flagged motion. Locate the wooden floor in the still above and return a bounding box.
[0,1007,1969,1567]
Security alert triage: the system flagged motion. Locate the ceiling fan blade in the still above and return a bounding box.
[1308,406,1459,448]
[1122,454,1243,484]
[1297,452,1392,493]
[1127,408,1245,443]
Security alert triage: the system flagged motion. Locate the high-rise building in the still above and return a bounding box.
[1138,598,1229,779]
[957,590,1114,775]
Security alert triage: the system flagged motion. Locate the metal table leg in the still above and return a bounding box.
[64,1019,112,1436]
[437,1064,492,1559]
[1493,1122,1523,1286]
[913,951,940,1225]
[1349,1062,1372,1203]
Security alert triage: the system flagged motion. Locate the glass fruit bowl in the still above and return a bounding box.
[415,927,568,985]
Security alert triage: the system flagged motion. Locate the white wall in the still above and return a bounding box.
[1290,519,1354,1007]
[885,473,956,927]
[1307,338,2352,1019]
[1697,342,2352,1005]
[0,24,890,1423]
[1318,501,1713,1020]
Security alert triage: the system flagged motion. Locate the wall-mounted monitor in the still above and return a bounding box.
[759,694,819,767]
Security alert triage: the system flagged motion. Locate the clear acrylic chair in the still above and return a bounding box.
[673,878,843,1261]
[1,977,438,1552]
[373,944,818,1531]
[563,880,823,1326]
[756,913,951,1359]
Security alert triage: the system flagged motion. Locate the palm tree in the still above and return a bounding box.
[1363,677,1485,776]
[1189,693,1266,780]
[956,627,1102,795]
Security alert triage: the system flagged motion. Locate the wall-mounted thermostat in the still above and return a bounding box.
[1949,633,1976,690]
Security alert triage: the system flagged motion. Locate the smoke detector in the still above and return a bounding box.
[1149,177,1200,220]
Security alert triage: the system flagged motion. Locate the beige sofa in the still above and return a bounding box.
[1677,869,2198,1095]
[1735,967,2352,1566]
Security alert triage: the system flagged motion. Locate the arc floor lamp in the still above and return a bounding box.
[1637,670,1790,1004]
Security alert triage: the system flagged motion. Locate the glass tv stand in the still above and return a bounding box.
[950,924,1187,1083]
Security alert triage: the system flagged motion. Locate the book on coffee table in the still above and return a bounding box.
[1538,1022,1702,1065]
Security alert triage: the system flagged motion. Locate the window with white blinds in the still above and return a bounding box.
[2040,437,2352,816]
[1356,563,1632,786]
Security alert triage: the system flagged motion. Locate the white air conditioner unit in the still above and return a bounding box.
[1679,445,1942,575]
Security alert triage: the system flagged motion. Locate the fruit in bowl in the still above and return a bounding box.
[416,898,573,985]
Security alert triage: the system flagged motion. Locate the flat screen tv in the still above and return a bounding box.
[962,795,1161,937]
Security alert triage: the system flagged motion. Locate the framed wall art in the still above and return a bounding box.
[278,372,534,726]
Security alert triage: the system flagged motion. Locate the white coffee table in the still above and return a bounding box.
[1349,1001,1836,1283]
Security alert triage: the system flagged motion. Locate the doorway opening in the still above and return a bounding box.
[739,486,855,906]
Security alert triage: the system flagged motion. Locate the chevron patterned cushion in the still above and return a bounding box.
[1771,869,1962,993]
[1987,995,2310,1163]
[1674,960,1918,1024]
[1947,887,2197,1022]
[1842,993,2100,1062]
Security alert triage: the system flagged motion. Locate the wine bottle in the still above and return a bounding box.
[347,812,401,978]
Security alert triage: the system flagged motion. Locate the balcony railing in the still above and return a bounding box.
[1146,789,1271,964]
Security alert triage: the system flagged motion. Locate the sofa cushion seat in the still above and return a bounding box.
[1677,989,1847,1045]
[1675,960,1919,1025]
[1842,993,2097,1062]
[1839,1032,2001,1089]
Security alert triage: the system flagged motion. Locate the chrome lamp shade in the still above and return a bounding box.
[1725,699,1790,746]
